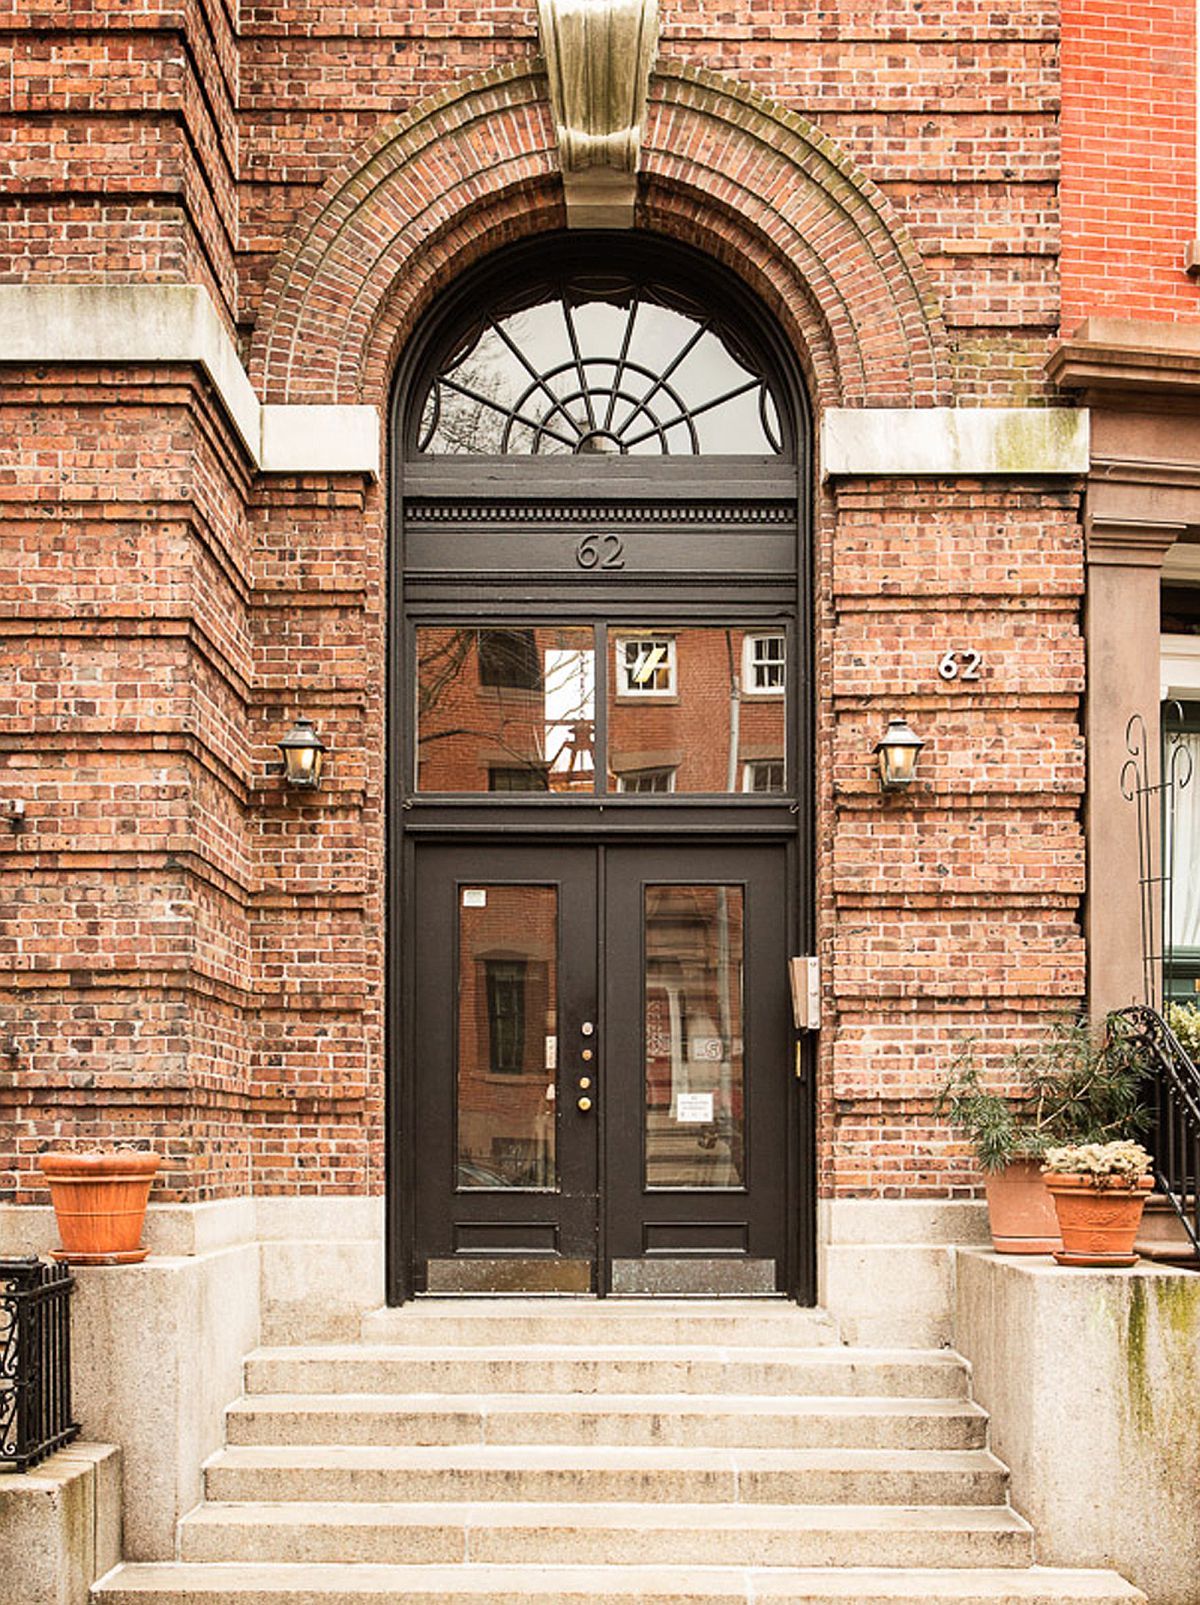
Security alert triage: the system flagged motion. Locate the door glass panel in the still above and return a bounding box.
[417,627,595,792]
[644,885,745,1188]
[457,885,558,1189]
[609,628,786,794]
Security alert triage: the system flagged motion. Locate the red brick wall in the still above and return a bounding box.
[1,1,1090,1209]
[1061,0,1198,326]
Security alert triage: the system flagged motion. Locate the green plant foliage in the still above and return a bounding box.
[933,1016,1151,1173]
[1167,1001,1200,1062]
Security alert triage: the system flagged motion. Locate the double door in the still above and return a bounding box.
[410,840,791,1293]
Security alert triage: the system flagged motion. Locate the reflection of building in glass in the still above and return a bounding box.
[417,628,595,793]
[417,626,785,794]
[644,885,745,1189]
[457,886,558,1190]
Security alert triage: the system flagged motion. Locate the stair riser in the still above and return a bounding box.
[178,1523,1033,1569]
[225,1410,988,1451]
[245,1360,967,1398]
[204,1465,1008,1506]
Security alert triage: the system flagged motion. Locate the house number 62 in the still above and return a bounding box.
[575,533,625,570]
[937,649,982,682]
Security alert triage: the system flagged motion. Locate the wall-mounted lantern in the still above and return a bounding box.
[277,716,327,790]
[874,716,925,792]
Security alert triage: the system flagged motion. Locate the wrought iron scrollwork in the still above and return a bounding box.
[0,1257,79,1471]
[1120,704,1194,1010]
[1109,1005,1200,1255]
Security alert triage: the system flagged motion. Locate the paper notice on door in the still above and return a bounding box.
[461,888,487,907]
[544,1035,558,1070]
[676,1092,714,1123]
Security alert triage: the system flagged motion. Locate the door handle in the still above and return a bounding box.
[577,1096,593,1113]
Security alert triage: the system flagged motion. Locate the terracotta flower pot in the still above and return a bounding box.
[1043,1171,1153,1268]
[983,1157,1062,1254]
[38,1151,161,1265]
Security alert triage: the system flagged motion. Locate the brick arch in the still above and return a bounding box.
[251,58,950,408]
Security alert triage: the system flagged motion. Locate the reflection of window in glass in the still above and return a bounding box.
[744,633,785,694]
[479,629,540,689]
[617,636,676,697]
[485,959,527,1074]
[616,766,676,794]
[743,759,785,794]
[489,766,550,792]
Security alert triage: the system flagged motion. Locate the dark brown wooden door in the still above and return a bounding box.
[411,841,790,1293]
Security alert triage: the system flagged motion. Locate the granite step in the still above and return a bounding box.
[177,1500,1036,1569]
[225,1391,989,1450]
[243,1345,970,1399]
[203,1443,1011,1507]
[360,1299,839,1347]
[93,1561,1148,1603]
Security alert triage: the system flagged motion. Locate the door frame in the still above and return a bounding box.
[384,232,816,1303]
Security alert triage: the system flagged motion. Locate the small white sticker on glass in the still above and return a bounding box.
[689,1036,724,1062]
[676,1092,714,1123]
[461,888,487,907]
[545,1036,557,1070]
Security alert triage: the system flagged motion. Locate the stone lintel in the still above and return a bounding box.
[1048,314,1200,398]
[0,285,380,478]
[821,406,1089,478]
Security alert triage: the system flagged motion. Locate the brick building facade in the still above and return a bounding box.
[3,0,1200,1577]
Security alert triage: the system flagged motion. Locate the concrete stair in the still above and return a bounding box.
[93,1299,1145,1605]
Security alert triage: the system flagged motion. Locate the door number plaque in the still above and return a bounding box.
[937,649,982,682]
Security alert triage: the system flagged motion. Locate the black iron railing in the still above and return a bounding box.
[1110,1005,1200,1256]
[0,1257,79,1471]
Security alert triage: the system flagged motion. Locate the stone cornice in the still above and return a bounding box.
[1047,316,1200,400]
[1084,517,1185,567]
[0,285,379,478]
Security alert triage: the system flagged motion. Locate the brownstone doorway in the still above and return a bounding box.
[387,232,814,1301]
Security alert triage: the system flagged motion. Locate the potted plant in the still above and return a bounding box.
[38,1142,161,1265]
[1042,1140,1154,1267]
[934,1018,1150,1254]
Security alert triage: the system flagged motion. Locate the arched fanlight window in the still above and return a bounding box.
[414,268,786,457]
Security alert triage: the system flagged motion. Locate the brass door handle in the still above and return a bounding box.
[577,1096,593,1112]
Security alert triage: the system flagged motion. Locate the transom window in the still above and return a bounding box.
[415,625,787,796]
[415,271,784,457]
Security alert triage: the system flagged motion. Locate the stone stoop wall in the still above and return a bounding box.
[955,1251,1200,1605]
[0,1442,122,1605]
[1,0,1089,1217]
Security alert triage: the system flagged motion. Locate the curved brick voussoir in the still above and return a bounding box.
[645,65,950,408]
[251,62,560,403]
[253,58,950,409]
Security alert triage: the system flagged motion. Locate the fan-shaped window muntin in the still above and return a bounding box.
[416,274,785,457]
